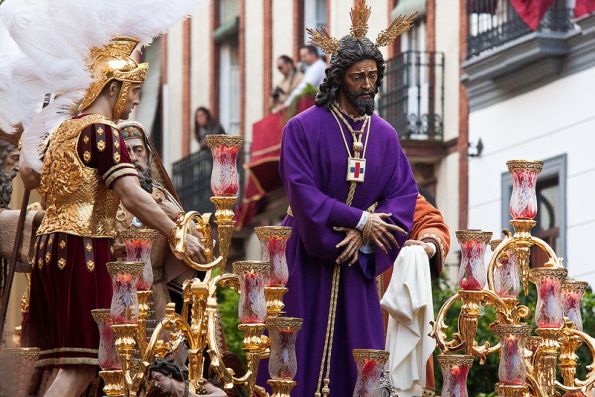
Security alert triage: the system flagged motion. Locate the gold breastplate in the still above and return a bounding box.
[37,115,120,238]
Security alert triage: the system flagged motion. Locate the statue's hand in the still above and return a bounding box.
[335,227,363,266]
[185,233,206,264]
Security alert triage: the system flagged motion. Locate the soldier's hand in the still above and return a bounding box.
[185,233,206,264]
[335,227,363,266]
[368,213,407,254]
[404,239,436,258]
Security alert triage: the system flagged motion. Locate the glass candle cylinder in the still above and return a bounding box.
[232,260,270,324]
[562,280,588,332]
[119,229,159,291]
[255,226,292,287]
[106,261,144,324]
[529,267,567,329]
[352,349,390,397]
[490,239,521,299]
[506,160,543,220]
[438,355,474,397]
[91,309,120,370]
[266,317,303,380]
[493,324,530,385]
[206,135,245,197]
[456,230,492,290]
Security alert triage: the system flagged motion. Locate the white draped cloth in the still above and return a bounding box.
[381,245,435,397]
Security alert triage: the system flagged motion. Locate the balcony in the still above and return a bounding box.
[467,0,573,59]
[172,148,246,214]
[463,0,577,110]
[379,50,445,142]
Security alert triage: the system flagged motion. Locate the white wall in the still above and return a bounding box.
[272,0,295,84]
[244,0,265,143]
[166,22,184,168]
[190,8,212,154]
[435,0,460,142]
[468,67,595,285]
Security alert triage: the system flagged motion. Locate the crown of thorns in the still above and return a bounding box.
[306,0,417,55]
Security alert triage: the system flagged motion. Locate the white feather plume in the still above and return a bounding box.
[1,0,209,173]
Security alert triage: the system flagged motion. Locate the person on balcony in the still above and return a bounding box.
[194,107,225,150]
[276,45,327,113]
[274,2,418,395]
[271,55,304,113]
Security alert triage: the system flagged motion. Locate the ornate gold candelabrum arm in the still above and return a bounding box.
[112,323,146,396]
[136,290,152,354]
[238,323,268,396]
[210,196,237,268]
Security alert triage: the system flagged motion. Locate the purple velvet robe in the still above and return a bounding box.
[269,105,418,396]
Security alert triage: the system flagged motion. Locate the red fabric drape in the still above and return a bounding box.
[511,0,555,31]
[235,96,316,228]
[575,0,595,17]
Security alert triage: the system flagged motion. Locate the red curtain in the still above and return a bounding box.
[511,0,555,31]
[575,0,595,17]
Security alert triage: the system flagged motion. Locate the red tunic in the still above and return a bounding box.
[23,118,137,368]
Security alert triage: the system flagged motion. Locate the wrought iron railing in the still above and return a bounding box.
[379,50,445,141]
[467,0,574,58]
[172,146,246,214]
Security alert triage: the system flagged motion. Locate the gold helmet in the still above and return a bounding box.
[78,36,148,120]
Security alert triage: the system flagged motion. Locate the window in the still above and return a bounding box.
[304,0,327,46]
[501,154,567,264]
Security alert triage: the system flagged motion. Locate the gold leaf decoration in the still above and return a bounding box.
[375,13,417,48]
[350,0,371,38]
[306,27,340,55]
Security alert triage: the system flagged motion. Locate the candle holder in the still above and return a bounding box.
[437,354,474,397]
[92,309,120,370]
[267,317,302,380]
[118,229,159,291]
[255,226,292,286]
[490,239,521,299]
[206,134,244,197]
[432,159,595,397]
[233,260,270,324]
[507,160,543,220]
[352,349,390,397]
[530,267,567,329]
[106,261,144,324]
[562,280,588,332]
[456,230,492,291]
[493,324,531,387]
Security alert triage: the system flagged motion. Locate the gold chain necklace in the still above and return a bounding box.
[330,106,371,183]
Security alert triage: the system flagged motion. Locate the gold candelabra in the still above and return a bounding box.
[98,135,301,397]
[431,160,595,397]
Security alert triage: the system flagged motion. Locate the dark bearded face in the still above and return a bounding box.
[134,160,153,193]
[341,59,378,116]
[343,86,376,116]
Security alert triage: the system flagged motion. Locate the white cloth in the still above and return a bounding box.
[381,245,435,397]
[284,58,327,105]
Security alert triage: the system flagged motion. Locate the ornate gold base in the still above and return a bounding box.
[238,323,267,351]
[112,323,139,354]
[99,370,125,396]
[495,383,529,397]
[267,379,296,397]
[422,388,436,397]
[137,290,152,318]
[265,286,288,317]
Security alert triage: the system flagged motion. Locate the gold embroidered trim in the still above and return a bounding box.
[35,357,99,368]
[83,151,91,162]
[113,151,121,163]
[97,127,104,136]
[59,240,66,249]
[105,166,138,187]
[39,347,99,355]
[419,232,446,264]
[97,139,106,152]
[87,260,95,271]
[102,163,133,181]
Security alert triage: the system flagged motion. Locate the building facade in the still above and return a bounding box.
[464,1,595,285]
[139,0,465,270]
